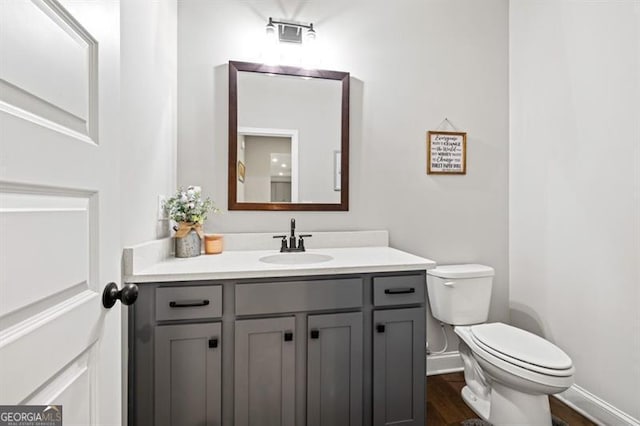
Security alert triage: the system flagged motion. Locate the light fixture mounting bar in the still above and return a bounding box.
[267,17,316,44]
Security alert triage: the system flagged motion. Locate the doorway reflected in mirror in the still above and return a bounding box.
[236,129,297,203]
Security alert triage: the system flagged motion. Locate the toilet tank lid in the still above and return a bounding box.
[427,264,494,279]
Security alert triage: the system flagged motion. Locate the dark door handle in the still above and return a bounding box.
[284,331,293,341]
[169,300,210,308]
[376,324,385,333]
[310,329,320,339]
[384,287,415,295]
[102,282,138,309]
[209,338,219,349]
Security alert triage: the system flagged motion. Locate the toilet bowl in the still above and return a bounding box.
[456,324,574,424]
[426,264,574,425]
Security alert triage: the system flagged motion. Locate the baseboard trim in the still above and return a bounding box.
[555,384,640,426]
[426,351,463,376]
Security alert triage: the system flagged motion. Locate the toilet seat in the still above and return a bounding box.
[468,323,574,377]
[456,325,575,390]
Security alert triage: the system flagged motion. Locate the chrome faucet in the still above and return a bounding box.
[273,218,312,252]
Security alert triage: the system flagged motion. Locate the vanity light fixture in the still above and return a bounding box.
[266,17,316,44]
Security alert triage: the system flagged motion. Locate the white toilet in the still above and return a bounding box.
[427,264,575,426]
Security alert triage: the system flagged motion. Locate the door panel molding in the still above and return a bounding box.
[0,290,100,403]
[0,0,98,143]
[0,189,92,318]
[23,347,95,425]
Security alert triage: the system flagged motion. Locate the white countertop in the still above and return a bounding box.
[124,232,436,283]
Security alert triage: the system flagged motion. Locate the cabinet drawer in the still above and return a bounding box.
[155,285,222,321]
[236,278,362,315]
[373,275,424,306]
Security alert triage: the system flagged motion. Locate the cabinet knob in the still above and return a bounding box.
[310,329,320,339]
[284,331,293,342]
[208,338,219,348]
[376,324,385,333]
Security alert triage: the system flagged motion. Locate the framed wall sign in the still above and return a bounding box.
[427,131,467,174]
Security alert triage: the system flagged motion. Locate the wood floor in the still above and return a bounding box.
[427,372,597,426]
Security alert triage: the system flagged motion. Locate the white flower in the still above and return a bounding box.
[165,185,217,224]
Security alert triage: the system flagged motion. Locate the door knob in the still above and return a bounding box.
[102,282,138,309]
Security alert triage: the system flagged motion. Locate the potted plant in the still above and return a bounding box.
[165,186,217,258]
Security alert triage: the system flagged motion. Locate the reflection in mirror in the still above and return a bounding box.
[228,61,349,211]
[237,130,297,203]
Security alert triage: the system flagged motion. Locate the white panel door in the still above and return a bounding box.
[0,1,123,425]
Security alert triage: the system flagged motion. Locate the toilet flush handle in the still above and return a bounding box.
[443,281,455,287]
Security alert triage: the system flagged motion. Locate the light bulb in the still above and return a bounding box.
[306,24,316,41]
[266,18,276,38]
[263,18,279,65]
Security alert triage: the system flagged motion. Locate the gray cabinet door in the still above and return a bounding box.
[234,317,296,426]
[154,322,222,426]
[373,308,425,426]
[307,312,363,426]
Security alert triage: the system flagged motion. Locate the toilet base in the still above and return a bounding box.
[461,385,490,420]
[488,382,552,426]
[462,383,553,426]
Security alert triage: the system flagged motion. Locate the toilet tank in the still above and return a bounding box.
[426,264,495,325]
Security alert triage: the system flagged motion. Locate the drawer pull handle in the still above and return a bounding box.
[208,338,219,349]
[284,331,293,342]
[169,299,210,308]
[376,324,386,333]
[384,287,415,295]
[310,329,320,339]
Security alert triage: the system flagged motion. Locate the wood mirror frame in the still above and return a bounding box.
[228,60,350,211]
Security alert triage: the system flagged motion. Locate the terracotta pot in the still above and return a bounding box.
[204,234,224,254]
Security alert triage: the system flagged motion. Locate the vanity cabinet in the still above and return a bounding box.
[307,312,363,426]
[234,317,296,426]
[129,272,426,426]
[371,274,426,426]
[373,308,425,426]
[233,312,363,426]
[154,323,222,426]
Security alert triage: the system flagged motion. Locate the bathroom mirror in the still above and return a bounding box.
[228,61,349,211]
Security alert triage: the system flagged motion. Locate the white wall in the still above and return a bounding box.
[178,0,510,347]
[510,0,640,421]
[121,0,177,247]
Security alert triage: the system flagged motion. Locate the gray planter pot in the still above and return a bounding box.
[175,230,202,258]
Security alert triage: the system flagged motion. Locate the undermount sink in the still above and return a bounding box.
[259,253,334,265]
